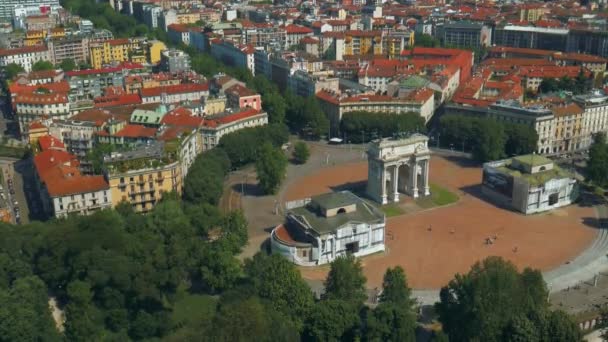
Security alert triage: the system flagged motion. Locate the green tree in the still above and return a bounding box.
[414,33,440,47]
[304,300,361,341]
[58,58,77,72]
[183,148,230,205]
[472,118,507,162]
[64,280,102,341]
[211,294,299,341]
[364,303,416,342]
[292,141,310,164]
[587,133,608,186]
[216,211,248,254]
[323,254,367,303]
[244,253,314,329]
[263,91,287,123]
[198,247,241,293]
[364,266,417,342]
[255,142,287,195]
[341,111,426,143]
[2,63,24,82]
[379,266,414,306]
[504,123,539,156]
[32,60,55,72]
[539,78,559,93]
[0,276,61,342]
[435,257,577,342]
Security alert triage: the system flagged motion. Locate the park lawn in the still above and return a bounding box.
[416,183,459,209]
[171,292,218,329]
[381,204,405,217]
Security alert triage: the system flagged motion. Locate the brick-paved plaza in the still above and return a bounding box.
[285,155,598,289]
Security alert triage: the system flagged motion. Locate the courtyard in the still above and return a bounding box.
[231,142,600,290]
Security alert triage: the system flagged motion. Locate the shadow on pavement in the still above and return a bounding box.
[231,182,264,197]
[14,158,46,222]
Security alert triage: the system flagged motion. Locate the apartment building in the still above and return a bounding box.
[441,22,492,49]
[33,147,111,219]
[210,40,256,75]
[15,90,70,133]
[0,45,52,73]
[139,83,210,104]
[104,142,182,213]
[225,84,262,111]
[89,38,144,69]
[316,87,435,131]
[160,49,191,73]
[47,37,90,65]
[200,108,268,151]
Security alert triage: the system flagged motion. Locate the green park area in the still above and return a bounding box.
[416,183,460,209]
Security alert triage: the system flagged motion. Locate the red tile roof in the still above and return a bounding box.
[225,84,257,97]
[28,121,47,130]
[38,135,65,151]
[285,24,313,34]
[9,80,70,96]
[161,107,204,128]
[114,124,157,138]
[94,94,142,108]
[15,92,68,105]
[34,149,108,197]
[202,108,263,128]
[0,45,47,57]
[65,62,143,77]
[140,83,210,97]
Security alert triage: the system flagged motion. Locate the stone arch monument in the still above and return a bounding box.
[366,134,431,204]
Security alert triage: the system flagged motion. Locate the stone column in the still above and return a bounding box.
[392,165,399,202]
[410,161,418,198]
[423,159,430,196]
[380,164,387,204]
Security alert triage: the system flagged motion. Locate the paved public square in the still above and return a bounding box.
[229,142,600,291]
[284,154,598,289]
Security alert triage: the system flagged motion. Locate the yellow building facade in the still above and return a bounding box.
[148,40,167,64]
[24,28,66,46]
[107,161,182,213]
[90,38,142,69]
[344,32,383,56]
[176,12,200,25]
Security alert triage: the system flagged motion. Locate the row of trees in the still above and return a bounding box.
[586,133,608,187]
[438,115,539,162]
[60,0,150,39]
[340,111,427,143]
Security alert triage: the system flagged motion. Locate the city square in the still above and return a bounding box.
[282,149,598,289]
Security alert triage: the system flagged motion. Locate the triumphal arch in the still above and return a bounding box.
[366,134,431,204]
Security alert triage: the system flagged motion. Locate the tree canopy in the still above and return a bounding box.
[586,133,608,187]
[436,256,580,342]
[340,111,427,143]
[255,142,288,195]
[292,141,310,164]
[58,58,77,72]
[32,60,55,72]
[2,63,24,83]
[439,115,538,162]
[323,254,367,303]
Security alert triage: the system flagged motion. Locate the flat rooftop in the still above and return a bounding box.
[290,192,384,235]
[513,154,552,167]
[496,159,572,187]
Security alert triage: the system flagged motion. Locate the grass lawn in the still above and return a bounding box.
[171,292,218,329]
[416,183,459,209]
[381,204,405,217]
